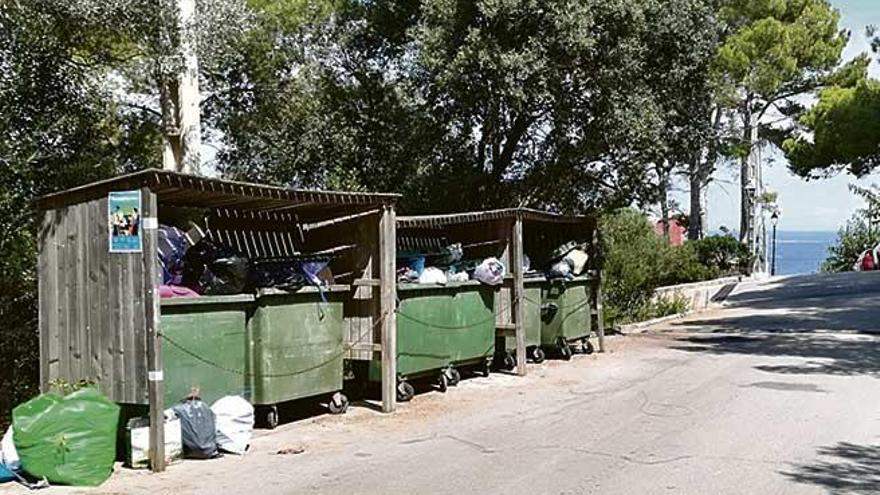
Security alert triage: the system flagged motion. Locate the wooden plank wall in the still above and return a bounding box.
[345,213,380,361]
[39,196,149,404]
[492,220,514,328]
[295,209,382,361]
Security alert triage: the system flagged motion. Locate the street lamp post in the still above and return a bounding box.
[771,210,780,276]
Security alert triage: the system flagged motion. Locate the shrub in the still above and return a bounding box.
[600,209,671,323]
[600,209,739,327]
[821,213,880,272]
[689,235,752,276]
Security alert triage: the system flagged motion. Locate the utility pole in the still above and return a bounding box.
[740,109,766,274]
[161,0,202,174]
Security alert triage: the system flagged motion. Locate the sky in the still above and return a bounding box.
[676,0,880,232]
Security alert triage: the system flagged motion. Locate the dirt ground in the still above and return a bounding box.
[1,334,653,495]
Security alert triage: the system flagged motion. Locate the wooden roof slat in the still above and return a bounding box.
[398,208,592,229]
[37,168,399,211]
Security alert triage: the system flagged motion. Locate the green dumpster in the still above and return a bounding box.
[249,286,349,427]
[161,295,253,407]
[370,281,495,401]
[499,278,545,366]
[541,276,595,358]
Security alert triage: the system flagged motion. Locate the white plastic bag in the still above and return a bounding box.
[127,413,183,468]
[547,259,573,279]
[418,267,448,285]
[564,249,589,275]
[211,396,254,455]
[447,271,469,283]
[1,426,20,471]
[474,257,505,285]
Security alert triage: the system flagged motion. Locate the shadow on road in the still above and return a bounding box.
[672,333,880,376]
[722,272,880,311]
[781,442,880,495]
[664,273,880,377]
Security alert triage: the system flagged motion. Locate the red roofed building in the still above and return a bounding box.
[655,218,686,246]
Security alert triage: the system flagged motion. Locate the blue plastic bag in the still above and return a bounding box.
[0,463,15,483]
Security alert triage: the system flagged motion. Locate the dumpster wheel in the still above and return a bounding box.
[503,352,517,371]
[437,372,449,393]
[445,367,461,387]
[264,405,279,430]
[581,338,595,355]
[480,359,492,377]
[530,346,546,364]
[328,392,350,415]
[397,380,415,402]
[557,338,573,361]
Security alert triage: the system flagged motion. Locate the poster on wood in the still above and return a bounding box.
[108,190,142,253]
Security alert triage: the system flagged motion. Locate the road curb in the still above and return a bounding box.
[618,311,694,334]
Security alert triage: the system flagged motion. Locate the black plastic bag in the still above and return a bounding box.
[182,239,250,295]
[158,225,191,285]
[248,260,306,291]
[172,400,219,460]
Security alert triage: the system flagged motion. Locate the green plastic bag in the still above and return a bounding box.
[13,388,120,486]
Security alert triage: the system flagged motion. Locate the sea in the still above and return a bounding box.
[773,230,838,276]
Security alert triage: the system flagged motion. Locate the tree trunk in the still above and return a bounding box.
[739,102,753,246]
[161,0,202,175]
[688,155,703,241]
[659,168,671,241]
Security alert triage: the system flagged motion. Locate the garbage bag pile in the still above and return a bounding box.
[1,389,256,488]
[396,240,590,286]
[156,223,334,298]
[11,388,120,486]
[397,244,506,286]
[538,244,590,281]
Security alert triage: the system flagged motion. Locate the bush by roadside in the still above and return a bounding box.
[600,208,749,327]
[821,212,879,272]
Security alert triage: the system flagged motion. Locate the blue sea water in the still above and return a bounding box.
[773,230,837,276]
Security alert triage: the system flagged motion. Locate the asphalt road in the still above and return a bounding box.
[6,271,880,495]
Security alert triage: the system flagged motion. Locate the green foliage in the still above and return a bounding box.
[600,209,722,326]
[210,0,722,213]
[689,235,753,276]
[821,211,880,273]
[0,0,165,428]
[714,0,847,100]
[784,79,880,178]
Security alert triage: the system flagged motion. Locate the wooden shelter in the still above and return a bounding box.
[36,169,399,471]
[397,208,604,376]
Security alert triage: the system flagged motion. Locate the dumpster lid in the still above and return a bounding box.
[398,280,487,292]
[255,285,351,297]
[160,294,255,307]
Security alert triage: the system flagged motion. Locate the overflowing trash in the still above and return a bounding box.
[418,267,448,285]
[158,225,193,286]
[12,388,119,486]
[182,239,251,295]
[0,463,15,484]
[1,426,20,472]
[211,396,254,455]
[473,257,505,285]
[172,399,220,460]
[125,411,183,469]
[395,240,589,286]
[544,245,589,280]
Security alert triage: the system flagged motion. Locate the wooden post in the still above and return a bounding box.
[379,205,397,412]
[592,227,606,353]
[511,214,527,376]
[142,188,166,471]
